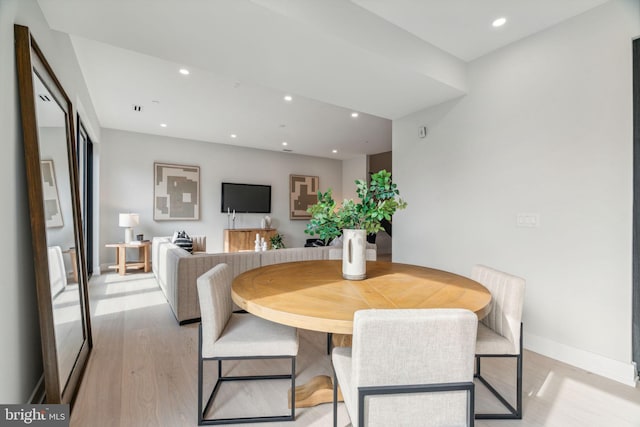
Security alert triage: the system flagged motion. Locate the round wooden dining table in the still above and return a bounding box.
[232,260,492,408]
[232,260,492,335]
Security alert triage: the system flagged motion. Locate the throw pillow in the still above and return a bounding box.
[172,230,193,253]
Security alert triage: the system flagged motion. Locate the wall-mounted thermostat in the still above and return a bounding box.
[418,126,428,138]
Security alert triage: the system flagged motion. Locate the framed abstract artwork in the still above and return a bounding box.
[290,174,319,220]
[40,159,63,228]
[154,162,200,220]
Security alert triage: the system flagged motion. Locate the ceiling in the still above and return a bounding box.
[37,0,611,160]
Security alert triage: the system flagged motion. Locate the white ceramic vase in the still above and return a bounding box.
[342,229,367,280]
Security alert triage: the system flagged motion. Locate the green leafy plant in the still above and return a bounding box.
[305,170,407,244]
[269,233,286,249]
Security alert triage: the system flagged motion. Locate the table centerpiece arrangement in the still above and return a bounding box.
[304,169,407,279]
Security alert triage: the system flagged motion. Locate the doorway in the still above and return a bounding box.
[77,121,94,277]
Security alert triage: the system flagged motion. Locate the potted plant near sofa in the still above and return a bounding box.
[305,169,407,280]
[269,233,286,249]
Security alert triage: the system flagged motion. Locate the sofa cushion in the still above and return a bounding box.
[192,235,207,253]
[260,246,332,266]
[172,230,193,253]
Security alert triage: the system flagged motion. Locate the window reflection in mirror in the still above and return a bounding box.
[33,71,84,394]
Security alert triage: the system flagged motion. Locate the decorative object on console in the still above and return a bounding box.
[254,234,268,251]
[305,170,407,280]
[154,162,200,221]
[119,213,139,243]
[172,230,193,253]
[290,174,319,220]
[264,215,272,228]
[226,207,237,229]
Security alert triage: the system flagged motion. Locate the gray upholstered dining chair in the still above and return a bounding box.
[196,263,299,425]
[471,264,526,419]
[332,308,478,427]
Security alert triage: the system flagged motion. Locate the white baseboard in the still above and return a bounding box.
[524,332,638,387]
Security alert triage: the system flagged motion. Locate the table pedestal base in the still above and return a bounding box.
[332,333,352,348]
[289,375,343,408]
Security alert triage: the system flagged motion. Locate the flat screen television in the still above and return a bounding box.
[221,182,271,213]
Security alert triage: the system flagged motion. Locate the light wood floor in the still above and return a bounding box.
[71,272,640,427]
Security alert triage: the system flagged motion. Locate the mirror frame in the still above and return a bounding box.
[15,24,92,405]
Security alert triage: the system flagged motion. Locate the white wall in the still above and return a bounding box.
[394,0,640,385]
[0,0,100,402]
[98,128,342,263]
[342,155,367,201]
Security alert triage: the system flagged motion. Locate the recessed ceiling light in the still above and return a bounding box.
[332,149,338,154]
[492,17,507,27]
[351,112,359,118]
[284,95,293,102]
[282,142,288,146]
[179,68,190,75]
[160,123,167,128]
[230,134,237,138]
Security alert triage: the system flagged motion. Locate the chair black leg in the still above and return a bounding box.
[474,323,523,420]
[290,357,296,420]
[198,321,296,425]
[469,381,475,427]
[515,327,523,416]
[475,354,522,419]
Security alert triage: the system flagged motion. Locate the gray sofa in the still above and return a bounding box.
[152,236,376,324]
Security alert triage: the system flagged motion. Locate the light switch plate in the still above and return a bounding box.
[516,213,539,227]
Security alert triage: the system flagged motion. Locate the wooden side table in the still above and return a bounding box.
[105,241,151,275]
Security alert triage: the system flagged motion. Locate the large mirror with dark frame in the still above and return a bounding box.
[15,24,92,405]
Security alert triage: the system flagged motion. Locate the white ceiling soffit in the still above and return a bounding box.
[351,0,612,62]
[70,35,392,160]
[37,0,465,120]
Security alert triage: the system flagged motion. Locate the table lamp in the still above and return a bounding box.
[119,213,139,243]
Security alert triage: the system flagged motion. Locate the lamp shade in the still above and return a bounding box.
[119,213,139,228]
